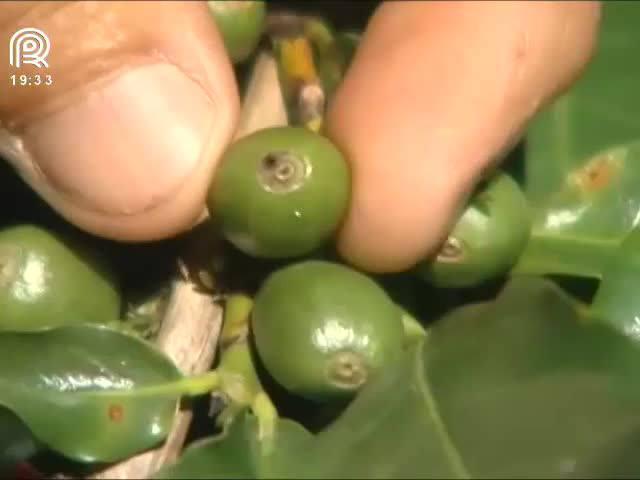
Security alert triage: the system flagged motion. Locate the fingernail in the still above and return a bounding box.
[22,64,215,215]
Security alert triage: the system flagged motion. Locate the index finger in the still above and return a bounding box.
[326,1,601,273]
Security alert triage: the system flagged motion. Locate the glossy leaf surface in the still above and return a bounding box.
[156,278,640,478]
[154,413,314,479]
[516,3,640,281]
[515,142,640,278]
[0,324,182,463]
[592,226,640,340]
[525,2,640,201]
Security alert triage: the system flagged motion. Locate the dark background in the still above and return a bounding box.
[268,1,379,30]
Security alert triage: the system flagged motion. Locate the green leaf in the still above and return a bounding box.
[514,3,640,281]
[0,324,183,463]
[592,226,640,339]
[154,413,314,479]
[514,142,640,278]
[419,278,640,478]
[297,277,640,478]
[525,2,640,201]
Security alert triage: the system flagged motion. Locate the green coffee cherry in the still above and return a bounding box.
[208,1,266,64]
[251,260,404,402]
[0,224,121,331]
[416,172,532,288]
[208,126,350,259]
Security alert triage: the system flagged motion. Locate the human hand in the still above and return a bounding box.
[0,1,601,274]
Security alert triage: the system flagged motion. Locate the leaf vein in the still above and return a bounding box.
[415,340,471,479]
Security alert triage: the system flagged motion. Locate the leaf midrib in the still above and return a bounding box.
[415,338,471,479]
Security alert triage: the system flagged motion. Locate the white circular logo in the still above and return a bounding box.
[9,27,51,69]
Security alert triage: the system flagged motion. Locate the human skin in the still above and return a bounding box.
[0,1,601,273]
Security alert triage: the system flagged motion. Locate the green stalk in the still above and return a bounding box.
[220,293,253,346]
[399,307,427,346]
[510,230,617,280]
[214,294,278,443]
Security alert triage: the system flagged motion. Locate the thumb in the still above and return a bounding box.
[0,1,239,241]
[326,1,601,273]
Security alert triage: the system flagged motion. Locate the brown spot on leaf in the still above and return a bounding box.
[108,404,124,423]
[570,153,621,193]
